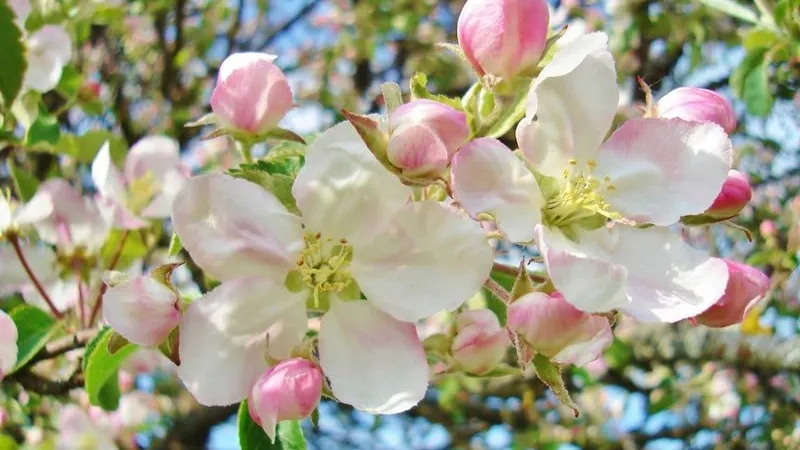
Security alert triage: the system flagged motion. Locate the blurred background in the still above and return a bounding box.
[2,0,799,448]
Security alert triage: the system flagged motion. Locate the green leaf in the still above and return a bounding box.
[9,305,62,373]
[55,65,83,100]
[697,0,759,24]
[731,50,774,116]
[228,151,307,215]
[6,159,40,201]
[743,28,779,51]
[99,229,149,270]
[238,400,308,450]
[167,233,183,257]
[381,82,403,113]
[604,338,633,370]
[53,131,128,165]
[0,0,27,107]
[476,84,528,139]
[409,72,464,111]
[0,433,18,450]
[83,327,138,409]
[26,106,60,148]
[532,354,579,417]
[96,370,122,411]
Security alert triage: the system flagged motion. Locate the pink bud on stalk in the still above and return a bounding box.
[694,260,769,328]
[704,170,752,220]
[507,292,612,367]
[102,275,181,347]
[387,99,470,177]
[457,0,550,79]
[657,87,737,133]
[450,309,509,375]
[248,358,323,441]
[759,220,777,238]
[210,52,293,135]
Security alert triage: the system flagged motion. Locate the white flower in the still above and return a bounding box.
[92,137,189,229]
[451,32,732,322]
[172,121,493,412]
[0,310,18,378]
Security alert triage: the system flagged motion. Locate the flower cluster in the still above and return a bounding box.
[0,0,771,442]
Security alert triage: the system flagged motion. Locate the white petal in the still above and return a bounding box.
[0,243,57,291]
[534,225,630,314]
[609,226,728,322]
[91,142,127,203]
[140,169,187,219]
[292,121,410,244]
[352,201,493,322]
[319,301,427,414]
[516,32,617,176]
[597,118,733,225]
[0,310,18,376]
[177,277,307,406]
[124,135,184,184]
[171,174,303,281]
[102,276,180,347]
[451,138,542,243]
[24,26,72,92]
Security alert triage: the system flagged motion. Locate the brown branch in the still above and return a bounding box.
[7,369,84,397]
[88,230,129,325]
[156,404,238,450]
[8,235,62,319]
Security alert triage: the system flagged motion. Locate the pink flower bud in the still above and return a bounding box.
[507,292,612,367]
[387,100,469,177]
[704,170,751,219]
[759,220,777,238]
[210,53,293,135]
[248,358,323,441]
[102,275,181,347]
[450,309,509,375]
[657,87,737,133]
[457,0,550,79]
[694,260,769,328]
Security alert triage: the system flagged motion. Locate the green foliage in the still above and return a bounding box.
[100,229,150,270]
[6,159,40,201]
[9,305,62,373]
[54,130,128,165]
[228,145,306,214]
[238,400,307,449]
[604,338,634,370]
[0,0,27,107]
[731,49,774,116]
[697,0,759,24]
[26,106,60,148]
[82,327,138,410]
[167,233,183,257]
[409,73,464,111]
[531,354,579,417]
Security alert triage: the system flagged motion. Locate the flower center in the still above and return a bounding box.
[542,159,624,228]
[285,232,359,310]
[127,172,159,214]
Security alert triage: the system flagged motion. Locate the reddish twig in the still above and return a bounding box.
[8,236,62,319]
[88,230,129,325]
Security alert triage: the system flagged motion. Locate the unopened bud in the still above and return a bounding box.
[759,220,777,238]
[451,309,509,375]
[694,260,769,328]
[457,0,550,79]
[387,100,469,178]
[681,170,751,225]
[507,292,611,367]
[248,358,323,441]
[657,87,737,133]
[210,52,293,136]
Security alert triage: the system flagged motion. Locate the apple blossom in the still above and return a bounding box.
[102,274,181,346]
[172,121,493,412]
[92,137,189,229]
[760,220,778,238]
[694,260,770,328]
[248,358,322,441]
[25,179,110,253]
[10,0,72,93]
[56,405,117,450]
[457,0,550,79]
[210,52,293,136]
[451,309,509,375]
[657,87,737,133]
[0,310,18,378]
[507,292,611,366]
[386,99,470,177]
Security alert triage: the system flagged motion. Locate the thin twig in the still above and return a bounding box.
[8,236,62,319]
[88,230,129,325]
[76,272,86,328]
[484,277,512,305]
[27,329,97,366]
